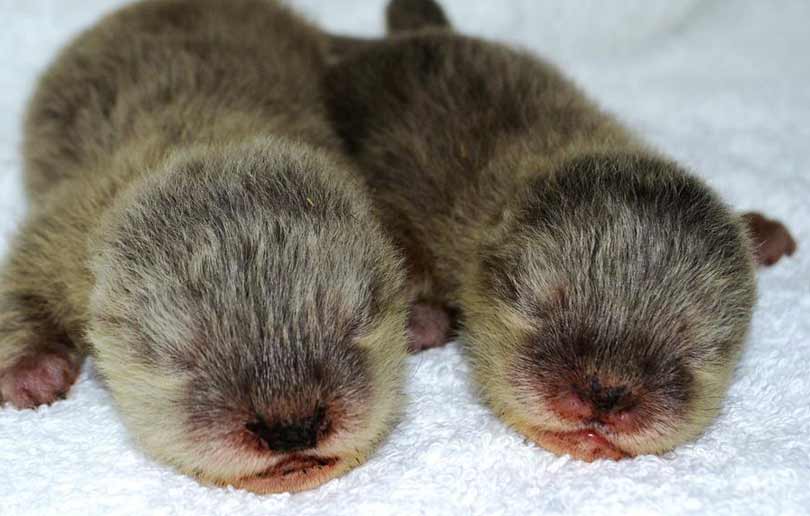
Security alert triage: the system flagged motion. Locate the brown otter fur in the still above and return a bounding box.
[0,0,409,493]
[323,0,796,460]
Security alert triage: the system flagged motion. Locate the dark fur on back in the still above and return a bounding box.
[326,31,629,306]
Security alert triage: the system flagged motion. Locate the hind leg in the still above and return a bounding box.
[0,292,82,409]
[406,301,455,353]
[742,212,797,267]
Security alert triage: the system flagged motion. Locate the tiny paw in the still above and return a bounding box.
[406,302,452,353]
[742,212,797,267]
[0,348,79,409]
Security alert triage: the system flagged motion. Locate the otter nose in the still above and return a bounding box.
[584,376,629,413]
[550,376,634,422]
[247,406,328,453]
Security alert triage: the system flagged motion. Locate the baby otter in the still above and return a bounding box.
[0,0,409,493]
[324,0,797,460]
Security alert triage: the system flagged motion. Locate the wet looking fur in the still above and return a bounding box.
[0,0,409,493]
[324,0,796,460]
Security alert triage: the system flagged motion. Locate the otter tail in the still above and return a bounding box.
[327,0,451,61]
[386,0,452,34]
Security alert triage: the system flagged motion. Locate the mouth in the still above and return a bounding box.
[530,429,628,462]
[229,454,347,494]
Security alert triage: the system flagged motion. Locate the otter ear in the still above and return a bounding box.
[386,0,452,34]
[740,212,797,267]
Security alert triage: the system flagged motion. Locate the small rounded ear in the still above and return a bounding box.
[741,212,797,267]
[386,0,452,34]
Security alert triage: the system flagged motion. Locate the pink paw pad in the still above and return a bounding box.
[0,350,79,409]
[406,302,452,353]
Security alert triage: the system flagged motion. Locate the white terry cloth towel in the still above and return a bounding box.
[1,1,808,515]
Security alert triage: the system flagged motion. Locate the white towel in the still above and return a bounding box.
[1,1,808,515]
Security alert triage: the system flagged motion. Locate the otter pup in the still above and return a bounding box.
[0,0,409,493]
[323,0,797,460]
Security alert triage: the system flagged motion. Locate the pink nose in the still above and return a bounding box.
[548,390,594,421]
[548,376,638,431]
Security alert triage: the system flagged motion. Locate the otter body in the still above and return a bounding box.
[324,0,795,460]
[0,0,409,493]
